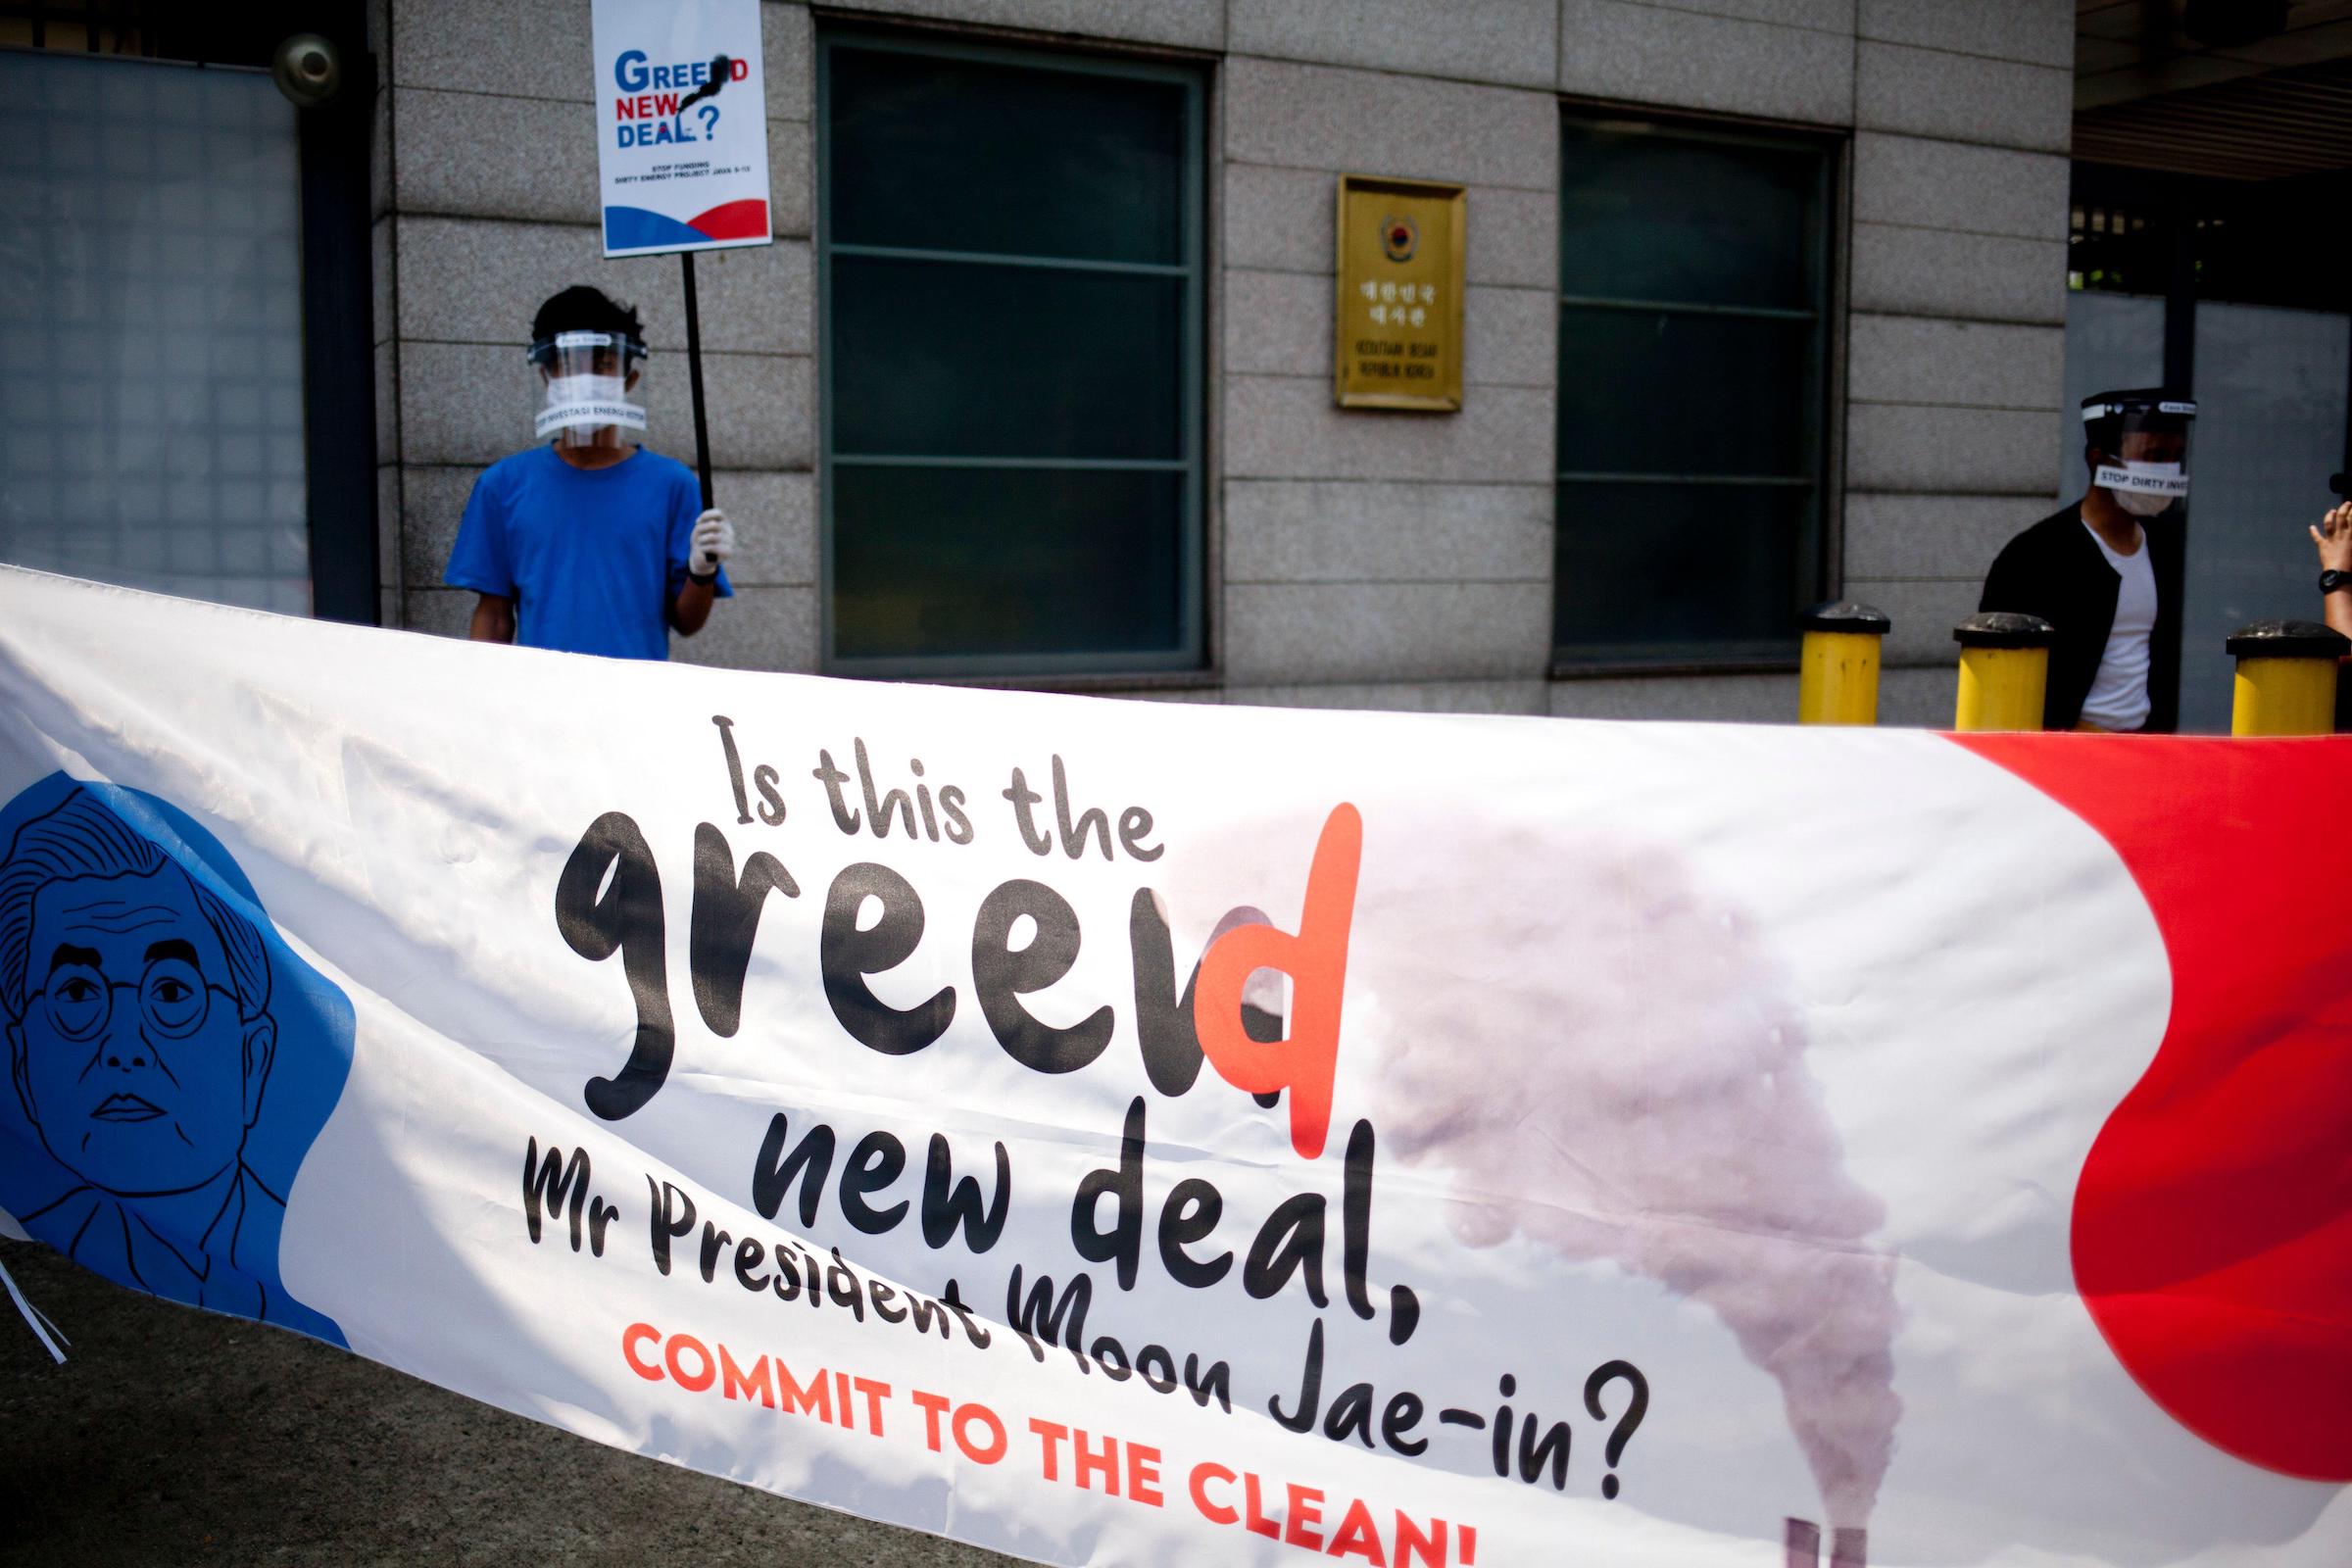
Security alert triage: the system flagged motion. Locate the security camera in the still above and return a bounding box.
[271,32,343,109]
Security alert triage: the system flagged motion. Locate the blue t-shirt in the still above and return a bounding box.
[444,445,732,660]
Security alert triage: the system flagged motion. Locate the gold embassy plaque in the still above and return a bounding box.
[1335,174,1466,412]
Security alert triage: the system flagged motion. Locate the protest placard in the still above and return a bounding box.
[593,0,770,259]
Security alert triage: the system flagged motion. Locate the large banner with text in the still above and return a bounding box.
[0,566,2345,1567]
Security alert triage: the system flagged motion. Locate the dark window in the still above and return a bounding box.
[2071,163,2352,315]
[2068,196,2169,298]
[818,31,1204,675]
[1553,119,1834,666]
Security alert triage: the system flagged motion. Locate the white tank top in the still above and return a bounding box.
[2079,520,2156,732]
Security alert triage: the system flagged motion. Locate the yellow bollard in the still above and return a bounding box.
[1797,601,1889,725]
[1952,612,2054,731]
[2228,619,2347,736]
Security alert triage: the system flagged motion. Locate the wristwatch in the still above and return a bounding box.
[2323,569,2352,595]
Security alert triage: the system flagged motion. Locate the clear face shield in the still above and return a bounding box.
[527,329,648,451]
[2087,396,2195,518]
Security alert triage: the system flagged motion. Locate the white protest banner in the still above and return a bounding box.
[0,565,2346,1567]
[593,0,770,257]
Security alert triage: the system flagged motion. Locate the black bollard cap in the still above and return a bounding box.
[1953,612,2056,649]
[1798,600,1890,635]
[2225,618,2350,659]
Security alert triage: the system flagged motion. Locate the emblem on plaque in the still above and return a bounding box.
[1379,214,1419,263]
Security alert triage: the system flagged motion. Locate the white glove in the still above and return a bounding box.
[687,508,735,579]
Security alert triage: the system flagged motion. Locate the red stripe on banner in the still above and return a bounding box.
[1950,732,2352,1482]
[688,199,769,241]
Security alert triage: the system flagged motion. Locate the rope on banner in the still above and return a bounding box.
[0,1250,70,1364]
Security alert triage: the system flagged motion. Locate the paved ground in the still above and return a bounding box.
[0,1243,1020,1567]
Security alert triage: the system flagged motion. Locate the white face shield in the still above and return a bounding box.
[2085,396,2195,518]
[526,329,648,447]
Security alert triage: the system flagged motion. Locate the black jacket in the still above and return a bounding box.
[1979,503,2181,733]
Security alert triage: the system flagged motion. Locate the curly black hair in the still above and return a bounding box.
[531,285,643,346]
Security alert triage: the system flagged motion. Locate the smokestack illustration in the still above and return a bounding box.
[1787,1518,1869,1567]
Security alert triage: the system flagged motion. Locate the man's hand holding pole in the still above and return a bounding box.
[689,510,735,580]
[672,508,735,635]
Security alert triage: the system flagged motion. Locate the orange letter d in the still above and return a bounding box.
[1194,804,1361,1159]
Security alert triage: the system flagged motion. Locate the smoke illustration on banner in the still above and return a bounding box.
[1371,832,1898,1541]
[0,564,2347,1568]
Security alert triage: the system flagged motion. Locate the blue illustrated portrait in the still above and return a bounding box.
[0,774,352,1346]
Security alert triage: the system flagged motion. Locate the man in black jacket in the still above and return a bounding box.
[1980,389,2196,731]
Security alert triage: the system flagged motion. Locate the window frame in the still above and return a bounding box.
[814,25,1207,680]
[1549,109,1842,674]
[0,5,378,625]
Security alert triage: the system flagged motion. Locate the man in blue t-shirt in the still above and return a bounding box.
[445,286,736,660]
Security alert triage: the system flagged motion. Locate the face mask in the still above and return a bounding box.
[536,374,646,439]
[2094,459,2187,515]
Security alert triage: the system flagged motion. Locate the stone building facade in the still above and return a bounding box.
[371,0,2076,724]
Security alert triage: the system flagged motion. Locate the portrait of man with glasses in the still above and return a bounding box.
[0,778,349,1344]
